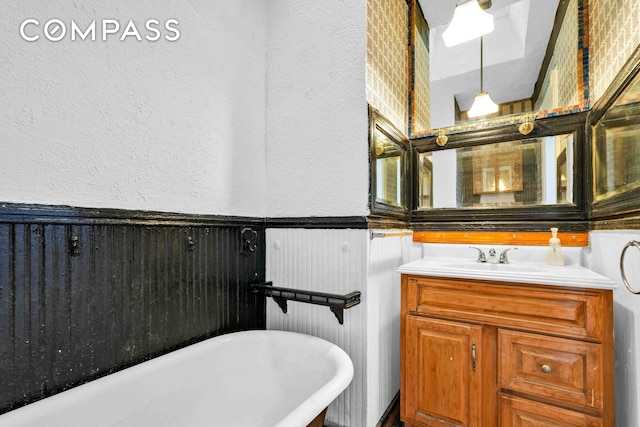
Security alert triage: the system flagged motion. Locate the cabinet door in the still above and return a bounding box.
[405,315,483,427]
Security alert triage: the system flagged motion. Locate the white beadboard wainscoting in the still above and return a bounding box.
[265,228,419,427]
[586,231,640,426]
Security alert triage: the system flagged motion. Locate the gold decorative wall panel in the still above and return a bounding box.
[590,0,640,101]
[366,0,409,134]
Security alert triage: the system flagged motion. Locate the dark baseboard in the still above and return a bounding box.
[377,392,401,427]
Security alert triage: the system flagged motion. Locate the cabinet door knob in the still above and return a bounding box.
[541,364,552,374]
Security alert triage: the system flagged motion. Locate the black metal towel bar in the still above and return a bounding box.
[250,282,361,325]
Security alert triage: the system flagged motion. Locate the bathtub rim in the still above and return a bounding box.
[0,329,354,427]
[263,330,354,427]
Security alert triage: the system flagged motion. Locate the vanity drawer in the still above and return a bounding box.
[498,329,603,410]
[405,276,610,340]
[499,394,603,427]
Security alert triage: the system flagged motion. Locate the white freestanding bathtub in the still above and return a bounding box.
[0,330,354,427]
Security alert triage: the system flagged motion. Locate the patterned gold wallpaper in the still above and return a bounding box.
[590,0,640,101]
[366,0,409,134]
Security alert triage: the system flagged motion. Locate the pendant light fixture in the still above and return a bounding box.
[442,0,494,47]
[468,36,499,118]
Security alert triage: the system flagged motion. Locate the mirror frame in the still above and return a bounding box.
[410,112,589,231]
[408,0,590,138]
[588,43,640,226]
[369,106,411,221]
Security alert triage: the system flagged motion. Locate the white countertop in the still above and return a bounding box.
[398,257,616,290]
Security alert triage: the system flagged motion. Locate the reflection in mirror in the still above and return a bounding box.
[374,125,407,208]
[411,0,588,134]
[418,153,433,207]
[417,134,574,209]
[593,73,640,201]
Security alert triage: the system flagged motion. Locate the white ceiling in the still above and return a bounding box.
[418,0,560,111]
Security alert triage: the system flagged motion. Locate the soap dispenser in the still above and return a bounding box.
[545,227,565,266]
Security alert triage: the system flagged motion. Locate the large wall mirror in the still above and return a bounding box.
[590,44,640,223]
[417,134,574,209]
[409,0,589,136]
[369,107,411,220]
[411,112,588,229]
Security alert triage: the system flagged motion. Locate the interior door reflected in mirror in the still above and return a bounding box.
[417,134,574,209]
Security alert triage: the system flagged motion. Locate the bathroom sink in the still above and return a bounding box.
[397,257,616,290]
[442,262,541,273]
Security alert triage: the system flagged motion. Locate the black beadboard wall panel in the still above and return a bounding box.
[0,205,266,414]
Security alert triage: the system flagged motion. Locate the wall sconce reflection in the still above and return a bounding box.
[436,131,448,147]
[518,115,535,135]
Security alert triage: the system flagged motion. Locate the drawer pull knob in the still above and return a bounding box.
[541,364,552,374]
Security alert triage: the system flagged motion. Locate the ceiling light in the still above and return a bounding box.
[468,36,499,118]
[468,92,499,117]
[442,0,494,47]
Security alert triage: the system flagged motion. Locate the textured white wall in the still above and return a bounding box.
[366,232,421,426]
[587,2,640,424]
[266,228,420,427]
[586,231,640,427]
[0,0,267,216]
[265,0,369,218]
[266,228,369,427]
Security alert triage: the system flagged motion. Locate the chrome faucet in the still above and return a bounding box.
[469,247,487,263]
[470,247,517,264]
[499,247,517,264]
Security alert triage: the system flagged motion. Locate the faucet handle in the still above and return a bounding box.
[499,247,518,264]
[469,246,487,263]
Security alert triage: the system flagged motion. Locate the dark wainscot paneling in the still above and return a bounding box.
[0,204,266,414]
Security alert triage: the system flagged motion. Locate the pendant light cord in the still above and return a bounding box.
[480,36,484,92]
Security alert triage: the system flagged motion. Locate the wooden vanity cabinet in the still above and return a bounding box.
[400,275,614,427]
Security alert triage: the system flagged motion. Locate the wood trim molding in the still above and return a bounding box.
[591,216,640,230]
[266,216,369,229]
[0,202,264,227]
[413,231,589,246]
[0,204,372,230]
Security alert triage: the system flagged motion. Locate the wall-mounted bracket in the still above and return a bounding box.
[187,236,195,252]
[241,227,257,255]
[272,295,289,313]
[251,281,361,325]
[69,235,80,257]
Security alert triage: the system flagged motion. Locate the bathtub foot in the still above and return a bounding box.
[307,407,328,427]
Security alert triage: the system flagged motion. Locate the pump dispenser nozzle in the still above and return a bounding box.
[545,227,565,266]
